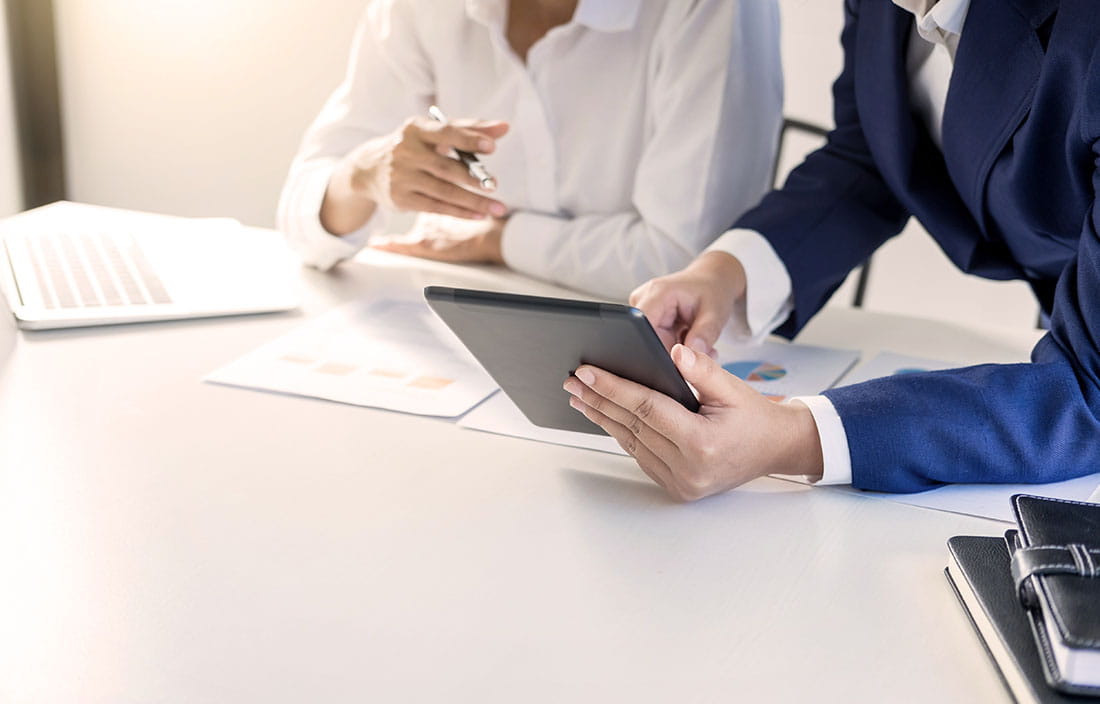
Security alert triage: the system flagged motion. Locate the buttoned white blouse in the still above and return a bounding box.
[277,0,783,300]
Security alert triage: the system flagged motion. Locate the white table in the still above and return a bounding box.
[0,246,1044,703]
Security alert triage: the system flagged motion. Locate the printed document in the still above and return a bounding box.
[206,298,497,417]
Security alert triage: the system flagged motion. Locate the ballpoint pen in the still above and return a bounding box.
[428,104,497,191]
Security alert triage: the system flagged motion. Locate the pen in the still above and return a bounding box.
[428,104,497,191]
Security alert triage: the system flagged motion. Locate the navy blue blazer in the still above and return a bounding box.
[734,0,1100,492]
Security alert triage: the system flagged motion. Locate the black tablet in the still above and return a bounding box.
[424,286,700,435]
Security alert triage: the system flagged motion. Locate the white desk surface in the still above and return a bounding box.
[0,245,1045,703]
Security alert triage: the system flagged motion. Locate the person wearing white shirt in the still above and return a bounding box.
[277,0,783,301]
[565,0,1100,498]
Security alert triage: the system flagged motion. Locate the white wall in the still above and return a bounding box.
[0,7,24,216]
[54,0,365,228]
[779,0,845,127]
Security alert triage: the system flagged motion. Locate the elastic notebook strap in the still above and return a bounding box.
[1010,543,1100,608]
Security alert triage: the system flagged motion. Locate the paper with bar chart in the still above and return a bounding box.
[205,298,497,417]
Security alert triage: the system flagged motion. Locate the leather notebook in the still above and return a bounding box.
[1010,495,1100,697]
[946,535,1082,704]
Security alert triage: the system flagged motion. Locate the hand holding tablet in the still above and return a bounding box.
[426,286,824,501]
[424,287,699,435]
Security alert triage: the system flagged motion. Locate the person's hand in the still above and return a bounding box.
[370,213,507,264]
[322,117,510,235]
[563,344,823,502]
[629,251,747,355]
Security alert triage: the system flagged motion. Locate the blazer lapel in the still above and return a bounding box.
[854,6,917,199]
[941,0,1055,229]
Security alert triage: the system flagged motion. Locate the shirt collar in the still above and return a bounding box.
[893,0,970,43]
[573,0,642,32]
[466,0,506,28]
[465,0,642,33]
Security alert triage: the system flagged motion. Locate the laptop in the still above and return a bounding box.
[0,201,300,330]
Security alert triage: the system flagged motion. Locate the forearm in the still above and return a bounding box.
[502,210,701,300]
[824,356,1100,493]
[319,152,381,236]
[277,160,379,271]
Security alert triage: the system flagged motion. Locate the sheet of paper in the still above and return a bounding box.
[878,473,1100,522]
[776,473,1100,523]
[715,340,860,401]
[459,340,859,455]
[206,298,497,417]
[460,391,628,455]
[836,351,956,386]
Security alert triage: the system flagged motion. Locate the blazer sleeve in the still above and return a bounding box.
[733,0,910,337]
[821,49,1100,493]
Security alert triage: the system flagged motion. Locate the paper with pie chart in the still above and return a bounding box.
[834,351,956,386]
[717,341,860,402]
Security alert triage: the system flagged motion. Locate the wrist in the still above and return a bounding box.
[320,158,379,236]
[778,401,824,480]
[483,216,507,264]
[343,139,388,198]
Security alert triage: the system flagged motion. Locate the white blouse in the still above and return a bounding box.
[277,0,783,300]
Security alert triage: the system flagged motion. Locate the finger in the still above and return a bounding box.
[683,303,729,355]
[563,376,681,459]
[418,121,499,155]
[654,326,678,352]
[398,192,486,221]
[451,119,510,140]
[568,365,696,442]
[409,173,507,217]
[628,280,675,326]
[370,237,466,263]
[631,283,696,348]
[416,150,491,192]
[567,395,676,491]
[671,344,753,408]
[370,238,431,257]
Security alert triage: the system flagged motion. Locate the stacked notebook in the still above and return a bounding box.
[946,495,1100,702]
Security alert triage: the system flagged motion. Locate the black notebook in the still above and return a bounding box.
[946,535,1083,704]
[1011,495,1100,697]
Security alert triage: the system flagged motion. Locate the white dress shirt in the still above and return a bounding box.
[277,0,783,301]
[707,0,971,485]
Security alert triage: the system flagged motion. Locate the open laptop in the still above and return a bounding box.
[0,201,300,330]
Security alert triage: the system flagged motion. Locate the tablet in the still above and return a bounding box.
[424,286,699,435]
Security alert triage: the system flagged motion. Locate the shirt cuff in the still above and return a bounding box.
[499,211,562,282]
[789,395,853,485]
[705,228,793,343]
[278,161,382,271]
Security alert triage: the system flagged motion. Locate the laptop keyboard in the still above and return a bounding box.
[7,230,173,309]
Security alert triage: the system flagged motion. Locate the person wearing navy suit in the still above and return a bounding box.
[562,0,1100,499]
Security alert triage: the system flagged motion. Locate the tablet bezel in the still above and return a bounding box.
[424,286,699,435]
